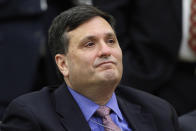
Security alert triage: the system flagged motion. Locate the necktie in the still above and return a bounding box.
[189,0,196,53]
[96,106,121,131]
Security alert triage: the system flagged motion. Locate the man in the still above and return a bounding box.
[93,0,196,116]
[0,5,179,131]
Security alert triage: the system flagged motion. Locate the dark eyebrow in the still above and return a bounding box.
[80,36,97,44]
[80,32,116,44]
[105,32,116,37]
[104,32,118,41]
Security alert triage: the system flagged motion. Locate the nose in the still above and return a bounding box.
[98,42,111,58]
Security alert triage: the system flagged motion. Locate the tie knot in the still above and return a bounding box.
[96,106,111,118]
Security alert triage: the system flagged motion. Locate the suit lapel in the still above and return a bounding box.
[54,83,91,131]
[117,95,157,131]
[53,83,158,131]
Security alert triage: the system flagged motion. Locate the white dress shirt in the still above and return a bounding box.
[179,0,196,62]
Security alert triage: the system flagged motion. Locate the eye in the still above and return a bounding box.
[107,38,115,45]
[84,41,95,47]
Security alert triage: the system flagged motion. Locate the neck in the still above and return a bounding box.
[65,77,119,105]
[86,85,116,105]
[68,83,117,105]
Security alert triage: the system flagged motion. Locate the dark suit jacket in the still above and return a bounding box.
[1,83,179,131]
[179,110,196,131]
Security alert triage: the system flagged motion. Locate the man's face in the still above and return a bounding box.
[61,16,123,92]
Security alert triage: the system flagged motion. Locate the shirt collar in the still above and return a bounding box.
[67,86,123,121]
[106,93,123,120]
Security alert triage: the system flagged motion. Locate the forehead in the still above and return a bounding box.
[67,16,116,42]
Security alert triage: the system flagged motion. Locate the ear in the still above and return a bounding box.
[55,54,69,77]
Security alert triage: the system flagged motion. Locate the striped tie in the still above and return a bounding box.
[96,106,121,131]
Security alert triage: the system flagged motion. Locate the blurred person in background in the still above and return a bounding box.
[93,0,196,116]
[0,0,75,120]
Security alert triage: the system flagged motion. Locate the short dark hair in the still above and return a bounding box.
[48,5,115,58]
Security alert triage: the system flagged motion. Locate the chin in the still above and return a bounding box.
[100,70,121,83]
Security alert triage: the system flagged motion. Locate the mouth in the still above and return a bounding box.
[96,61,115,67]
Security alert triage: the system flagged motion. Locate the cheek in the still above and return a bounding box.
[70,54,95,69]
[113,48,123,61]
[113,49,123,71]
